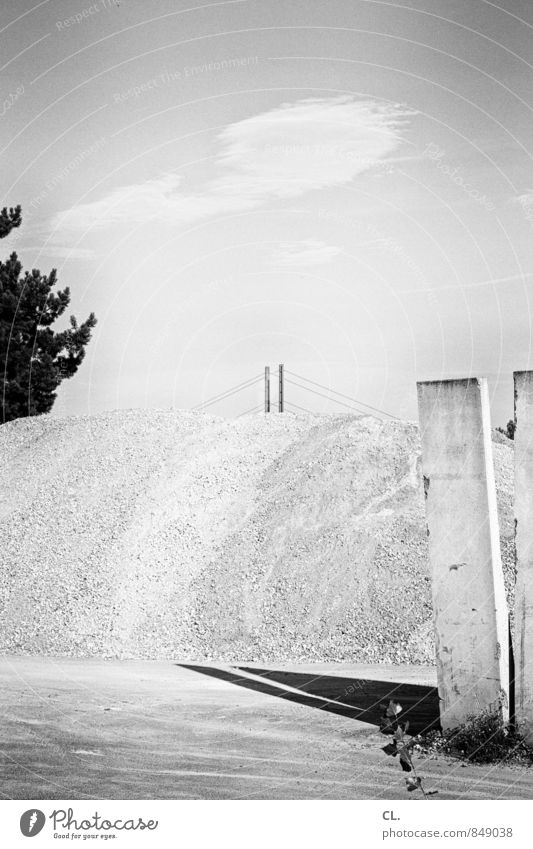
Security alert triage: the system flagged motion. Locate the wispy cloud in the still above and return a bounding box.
[516,190,533,226]
[51,97,412,235]
[517,190,533,206]
[15,245,95,260]
[271,240,342,267]
[402,272,533,294]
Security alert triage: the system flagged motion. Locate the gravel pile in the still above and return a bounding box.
[0,409,514,664]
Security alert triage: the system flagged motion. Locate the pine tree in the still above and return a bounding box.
[0,205,22,238]
[0,207,97,423]
[496,419,515,440]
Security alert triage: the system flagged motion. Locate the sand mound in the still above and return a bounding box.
[0,410,514,663]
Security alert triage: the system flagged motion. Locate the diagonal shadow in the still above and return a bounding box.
[238,667,440,734]
[178,664,440,734]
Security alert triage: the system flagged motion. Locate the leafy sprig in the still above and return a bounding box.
[380,700,437,797]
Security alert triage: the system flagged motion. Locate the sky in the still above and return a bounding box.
[1,0,532,422]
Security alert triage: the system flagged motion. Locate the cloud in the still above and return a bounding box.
[51,97,412,234]
[517,190,533,205]
[271,240,342,267]
[402,272,533,294]
[15,245,95,260]
[516,191,533,223]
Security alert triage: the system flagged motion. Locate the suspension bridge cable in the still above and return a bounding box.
[285,401,315,414]
[237,403,265,418]
[193,374,263,409]
[285,370,399,419]
[285,378,370,415]
[286,369,398,419]
[193,374,263,410]
[195,381,262,410]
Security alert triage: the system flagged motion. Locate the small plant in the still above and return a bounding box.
[379,702,533,796]
[416,708,533,766]
[379,700,438,797]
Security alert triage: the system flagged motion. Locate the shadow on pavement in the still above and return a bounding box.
[178,664,440,734]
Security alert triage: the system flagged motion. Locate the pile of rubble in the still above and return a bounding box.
[0,409,514,663]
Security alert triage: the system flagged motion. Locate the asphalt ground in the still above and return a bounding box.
[1,657,531,800]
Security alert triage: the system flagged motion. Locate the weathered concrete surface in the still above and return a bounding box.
[417,378,509,729]
[514,371,533,743]
[0,657,531,800]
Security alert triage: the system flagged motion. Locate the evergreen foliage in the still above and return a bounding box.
[0,208,96,422]
[496,419,515,440]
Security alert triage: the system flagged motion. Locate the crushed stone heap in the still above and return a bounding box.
[0,410,514,663]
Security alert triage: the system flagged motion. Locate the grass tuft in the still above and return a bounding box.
[414,710,533,766]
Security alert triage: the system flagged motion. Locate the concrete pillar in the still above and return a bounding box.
[417,378,509,729]
[513,371,533,742]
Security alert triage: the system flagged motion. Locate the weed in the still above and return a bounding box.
[416,709,533,766]
[380,702,533,796]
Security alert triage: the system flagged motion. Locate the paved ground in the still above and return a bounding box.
[0,656,531,800]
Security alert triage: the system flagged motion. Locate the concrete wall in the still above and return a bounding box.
[513,371,533,742]
[417,378,509,729]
